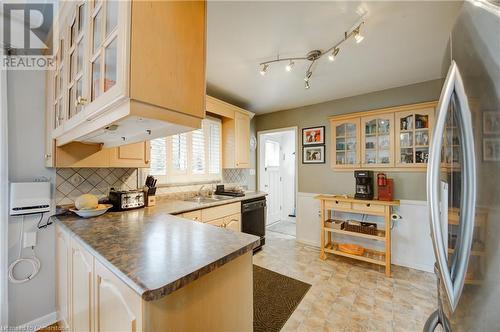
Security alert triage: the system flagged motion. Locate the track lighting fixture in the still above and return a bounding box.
[259,64,269,76]
[328,47,340,62]
[258,21,365,89]
[354,29,364,44]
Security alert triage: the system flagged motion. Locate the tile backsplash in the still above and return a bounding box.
[56,167,249,206]
[222,168,249,186]
[55,168,138,205]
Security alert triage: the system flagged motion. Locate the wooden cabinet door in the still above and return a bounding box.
[56,225,71,330]
[71,239,93,332]
[330,118,361,168]
[94,259,142,332]
[130,1,206,119]
[361,113,395,167]
[207,217,226,228]
[224,214,241,232]
[235,111,250,168]
[395,107,435,168]
[109,141,150,168]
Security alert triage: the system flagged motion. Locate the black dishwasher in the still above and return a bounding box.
[241,196,266,252]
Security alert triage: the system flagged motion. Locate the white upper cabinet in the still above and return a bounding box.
[50,0,207,148]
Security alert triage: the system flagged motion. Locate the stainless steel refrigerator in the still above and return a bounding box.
[425,1,500,331]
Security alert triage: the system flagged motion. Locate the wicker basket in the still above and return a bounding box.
[344,221,377,235]
[325,219,345,230]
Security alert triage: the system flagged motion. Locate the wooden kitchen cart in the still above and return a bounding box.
[315,195,399,276]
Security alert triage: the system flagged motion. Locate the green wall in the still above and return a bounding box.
[255,79,444,200]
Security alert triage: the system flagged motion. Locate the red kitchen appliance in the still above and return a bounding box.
[377,173,388,187]
[377,173,393,201]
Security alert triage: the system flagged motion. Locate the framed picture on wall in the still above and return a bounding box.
[302,126,325,145]
[483,138,500,161]
[303,146,325,164]
[483,111,500,134]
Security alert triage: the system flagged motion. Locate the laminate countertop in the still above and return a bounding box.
[54,192,266,302]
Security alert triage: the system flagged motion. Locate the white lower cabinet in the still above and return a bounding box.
[56,224,142,332]
[94,259,142,332]
[70,238,93,332]
[56,225,71,330]
[180,202,242,232]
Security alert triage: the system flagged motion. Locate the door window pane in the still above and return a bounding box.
[78,4,86,32]
[400,148,413,163]
[336,152,345,165]
[415,130,429,146]
[93,8,103,53]
[378,119,390,134]
[400,114,413,131]
[415,114,429,129]
[68,85,75,118]
[336,137,345,151]
[75,79,83,113]
[265,141,280,167]
[104,38,117,92]
[69,51,76,81]
[106,1,119,36]
[346,123,356,137]
[365,120,377,135]
[70,19,77,47]
[336,124,345,137]
[91,56,101,101]
[77,41,84,73]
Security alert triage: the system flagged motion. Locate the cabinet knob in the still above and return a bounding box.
[75,96,88,106]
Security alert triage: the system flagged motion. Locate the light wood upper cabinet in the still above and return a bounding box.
[331,118,361,168]
[109,141,150,168]
[360,113,395,167]
[56,225,71,330]
[234,111,250,168]
[49,0,206,149]
[329,101,437,171]
[51,141,150,168]
[129,1,206,119]
[70,238,93,332]
[94,259,142,332]
[207,96,253,169]
[395,107,435,168]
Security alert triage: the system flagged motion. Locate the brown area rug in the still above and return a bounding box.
[253,265,311,332]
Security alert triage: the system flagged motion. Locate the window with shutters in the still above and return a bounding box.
[149,118,222,183]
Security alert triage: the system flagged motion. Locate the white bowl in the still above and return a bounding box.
[70,204,113,218]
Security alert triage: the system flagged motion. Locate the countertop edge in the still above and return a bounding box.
[54,210,262,302]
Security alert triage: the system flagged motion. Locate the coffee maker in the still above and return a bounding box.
[354,170,374,200]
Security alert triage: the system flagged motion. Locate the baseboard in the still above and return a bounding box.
[16,311,57,331]
[296,238,320,248]
[391,258,434,273]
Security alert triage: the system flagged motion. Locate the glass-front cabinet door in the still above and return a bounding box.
[395,108,435,168]
[361,114,395,167]
[89,0,120,103]
[68,2,88,119]
[53,35,66,131]
[331,119,360,168]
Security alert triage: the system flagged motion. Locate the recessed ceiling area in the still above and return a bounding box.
[206,1,463,114]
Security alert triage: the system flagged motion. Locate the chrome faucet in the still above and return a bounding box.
[198,185,206,197]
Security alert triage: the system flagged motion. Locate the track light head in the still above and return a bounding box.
[304,71,312,82]
[285,60,295,72]
[328,47,340,62]
[354,29,364,44]
[259,64,269,76]
[305,80,310,89]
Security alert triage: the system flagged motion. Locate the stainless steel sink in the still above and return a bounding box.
[184,195,232,203]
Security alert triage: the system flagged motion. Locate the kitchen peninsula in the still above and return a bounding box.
[54,204,260,332]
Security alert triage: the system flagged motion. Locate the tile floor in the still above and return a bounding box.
[267,219,297,237]
[254,231,437,332]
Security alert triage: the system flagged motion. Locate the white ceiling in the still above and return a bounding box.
[206,1,463,113]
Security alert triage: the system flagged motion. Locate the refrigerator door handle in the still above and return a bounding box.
[427,61,477,312]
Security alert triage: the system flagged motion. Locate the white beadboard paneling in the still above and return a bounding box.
[296,192,435,272]
[296,192,321,247]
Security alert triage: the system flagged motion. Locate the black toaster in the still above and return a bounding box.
[109,189,145,211]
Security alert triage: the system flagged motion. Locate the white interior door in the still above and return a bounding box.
[261,139,282,225]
